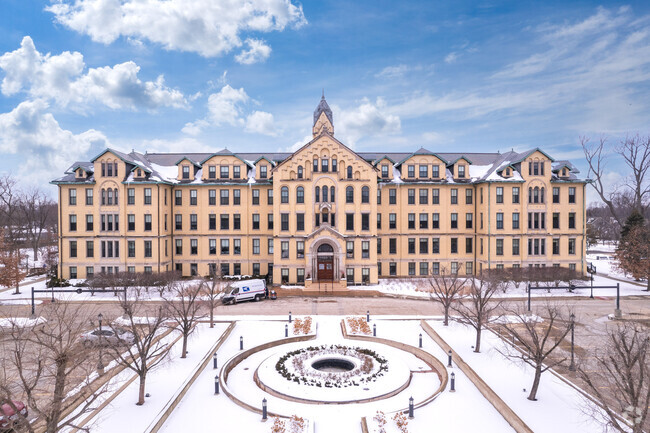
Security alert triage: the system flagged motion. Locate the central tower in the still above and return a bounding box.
[313,93,334,136]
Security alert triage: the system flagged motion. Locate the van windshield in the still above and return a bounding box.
[226,286,239,295]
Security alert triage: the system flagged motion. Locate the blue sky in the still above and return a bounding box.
[1,0,649,203]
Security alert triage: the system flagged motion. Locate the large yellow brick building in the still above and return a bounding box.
[53,96,587,287]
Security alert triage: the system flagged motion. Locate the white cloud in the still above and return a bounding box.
[376,64,409,79]
[444,52,458,64]
[235,39,272,65]
[0,36,186,111]
[207,85,249,126]
[137,136,212,154]
[0,99,109,182]
[46,0,306,58]
[181,119,210,136]
[245,111,276,136]
[335,98,401,145]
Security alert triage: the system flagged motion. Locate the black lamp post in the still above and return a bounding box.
[418,333,422,348]
[373,323,376,337]
[213,352,218,369]
[569,313,576,372]
[408,396,414,419]
[240,336,244,350]
[288,311,292,323]
[214,374,220,394]
[366,310,370,322]
[587,263,596,299]
[285,324,288,337]
[97,313,104,375]
[450,372,456,392]
[262,398,267,421]
[447,350,452,367]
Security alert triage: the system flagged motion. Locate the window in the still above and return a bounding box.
[69,214,77,231]
[268,239,273,254]
[377,189,381,204]
[208,189,216,205]
[297,241,305,258]
[466,189,473,204]
[175,190,182,205]
[209,214,216,230]
[332,158,337,172]
[297,268,305,283]
[389,238,397,254]
[297,213,305,231]
[220,189,229,205]
[190,189,197,205]
[83,188,93,206]
[408,238,415,254]
[432,165,439,178]
[347,165,353,179]
[407,165,415,178]
[568,238,576,254]
[209,165,216,179]
[346,268,354,283]
[175,239,182,255]
[220,214,229,230]
[390,213,397,229]
[419,238,428,254]
[512,238,520,255]
[553,212,560,229]
[512,212,520,229]
[144,214,152,231]
[281,186,289,203]
[466,262,473,275]
[552,238,560,255]
[220,165,229,179]
[281,213,289,231]
[313,158,318,173]
[450,189,458,204]
[389,189,396,204]
[346,213,354,231]
[362,213,370,231]
[377,213,382,229]
[190,214,197,230]
[107,189,113,205]
[69,189,77,205]
[432,189,439,204]
[458,165,465,178]
[144,240,152,258]
[144,188,151,204]
[512,187,520,204]
[252,239,260,255]
[361,186,369,203]
[419,189,428,204]
[252,189,259,205]
[321,158,329,172]
[221,239,230,255]
[465,238,472,254]
[297,187,304,203]
[233,189,240,205]
[127,188,135,205]
[496,239,503,256]
[552,187,560,203]
[496,213,504,229]
[182,165,190,179]
[408,213,415,229]
[259,165,267,179]
[86,214,94,231]
[346,186,354,203]
[191,239,198,255]
[68,240,77,258]
[233,239,241,255]
[432,238,440,254]
[296,165,304,179]
[450,213,458,229]
[281,241,289,259]
[569,187,576,204]
[432,213,440,229]
[267,213,274,230]
[419,165,428,178]
[69,267,77,279]
[527,238,546,255]
[382,164,389,178]
[420,262,429,276]
[496,187,503,203]
[466,213,473,229]
[450,238,458,254]
[377,238,382,254]
[175,214,182,230]
[267,189,273,205]
[127,240,136,258]
[408,189,415,204]
[569,212,576,229]
[346,241,354,258]
[209,239,217,255]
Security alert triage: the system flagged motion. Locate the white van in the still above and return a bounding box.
[221,279,268,305]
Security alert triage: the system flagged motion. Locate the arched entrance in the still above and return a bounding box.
[316,243,335,281]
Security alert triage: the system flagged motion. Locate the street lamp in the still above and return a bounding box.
[213,352,218,369]
[447,350,453,367]
[214,374,220,394]
[97,313,104,375]
[262,398,267,421]
[418,333,422,348]
[450,372,456,392]
[408,396,414,419]
[587,263,596,299]
[569,313,576,372]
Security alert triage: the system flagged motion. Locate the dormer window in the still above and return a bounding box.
[208,165,216,179]
[233,165,240,179]
[407,165,415,178]
[419,165,428,178]
[137,169,142,177]
[182,165,190,179]
[220,166,229,179]
[529,161,545,176]
[77,169,84,178]
[259,165,267,179]
[458,165,466,178]
[505,167,511,177]
[382,164,389,178]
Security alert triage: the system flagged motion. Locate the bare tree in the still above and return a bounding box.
[424,267,466,326]
[0,230,25,294]
[452,276,503,353]
[108,288,170,405]
[163,281,205,358]
[0,174,22,249]
[19,188,55,260]
[578,323,650,433]
[582,135,650,226]
[203,265,228,328]
[0,303,110,433]
[496,303,573,401]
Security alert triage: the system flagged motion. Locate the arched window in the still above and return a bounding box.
[332,158,337,172]
[347,166,353,179]
[330,187,335,202]
[107,189,113,205]
[297,186,304,204]
[101,188,106,205]
[346,186,354,203]
[361,186,369,203]
[528,187,533,203]
[533,187,539,203]
[297,165,303,179]
[317,243,333,253]
[114,189,119,205]
[323,185,329,202]
[315,186,320,202]
[540,187,545,203]
[313,158,319,173]
[281,186,289,203]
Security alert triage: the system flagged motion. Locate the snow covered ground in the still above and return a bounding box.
[67,315,610,433]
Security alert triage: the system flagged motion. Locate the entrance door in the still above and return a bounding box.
[316,243,334,281]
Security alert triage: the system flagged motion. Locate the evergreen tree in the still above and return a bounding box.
[617,211,650,291]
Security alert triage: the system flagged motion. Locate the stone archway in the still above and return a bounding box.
[316,243,335,281]
[308,237,343,282]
